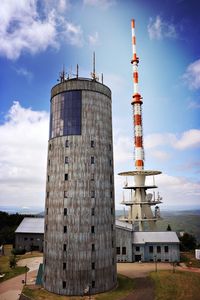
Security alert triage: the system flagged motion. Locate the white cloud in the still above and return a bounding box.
[148,16,177,40]
[0,0,84,60]
[188,101,200,109]
[64,22,83,47]
[83,0,115,9]
[183,59,200,90]
[113,135,132,163]
[174,129,200,150]
[88,32,99,46]
[150,150,171,161]
[0,102,49,207]
[144,130,200,150]
[13,67,33,81]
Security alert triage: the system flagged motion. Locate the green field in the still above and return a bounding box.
[151,270,200,300]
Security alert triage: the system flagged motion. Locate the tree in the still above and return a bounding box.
[166,224,172,231]
[9,255,17,268]
[179,232,197,251]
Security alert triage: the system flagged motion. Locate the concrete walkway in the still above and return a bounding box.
[0,257,42,300]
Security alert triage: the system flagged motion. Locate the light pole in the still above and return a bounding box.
[154,255,157,272]
[24,265,27,285]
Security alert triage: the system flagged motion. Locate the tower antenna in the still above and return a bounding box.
[131,19,144,170]
[91,52,98,81]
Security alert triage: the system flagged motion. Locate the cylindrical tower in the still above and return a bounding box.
[43,77,117,295]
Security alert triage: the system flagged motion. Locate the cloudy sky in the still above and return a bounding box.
[0,0,199,211]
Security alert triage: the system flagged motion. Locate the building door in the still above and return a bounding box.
[135,255,141,262]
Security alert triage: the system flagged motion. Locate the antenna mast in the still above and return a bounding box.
[131,19,144,170]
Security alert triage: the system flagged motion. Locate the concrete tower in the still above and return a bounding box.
[43,68,117,295]
[119,19,163,231]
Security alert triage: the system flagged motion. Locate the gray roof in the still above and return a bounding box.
[15,217,44,234]
[133,231,180,244]
[115,220,134,231]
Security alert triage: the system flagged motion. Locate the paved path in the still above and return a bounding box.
[0,257,42,300]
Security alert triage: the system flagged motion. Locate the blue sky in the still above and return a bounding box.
[0,0,199,211]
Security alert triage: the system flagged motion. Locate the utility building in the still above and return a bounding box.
[43,67,117,296]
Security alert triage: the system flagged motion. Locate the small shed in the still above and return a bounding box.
[15,218,44,252]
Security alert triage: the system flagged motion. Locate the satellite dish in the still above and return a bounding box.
[146,193,152,201]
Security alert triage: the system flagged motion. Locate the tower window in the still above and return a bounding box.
[91,140,94,147]
[65,173,68,181]
[46,192,49,198]
[47,175,49,182]
[116,247,120,254]
[91,190,95,198]
[63,262,66,270]
[91,173,94,181]
[64,191,68,198]
[111,207,113,215]
[91,226,95,233]
[64,226,67,233]
[65,156,68,164]
[91,208,95,216]
[48,159,50,166]
[92,281,95,288]
[64,208,67,216]
[110,191,113,198]
[111,224,113,231]
[65,140,69,147]
[92,244,95,251]
[63,244,67,251]
[110,159,112,166]
[122,247,126,255]
[63,281,66,288]
[109,144,111,151]
[49,144,51,150]
[46,207,48,215]
[91,156,94,164]
[110,175,112,184]
[92,262,95,270]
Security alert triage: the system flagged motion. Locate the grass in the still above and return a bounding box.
[0,244,42,282]
[150,270,200,300]
[22,274,134,300]
[180,251,200,268]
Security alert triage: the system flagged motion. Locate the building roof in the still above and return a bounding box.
[133,231,180,244]
[115,220,134,231]
[15,217,44,234]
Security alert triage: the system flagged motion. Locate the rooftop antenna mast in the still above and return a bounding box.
[91,52,98,81]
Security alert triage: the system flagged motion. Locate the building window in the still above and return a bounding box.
[64,226,67,233]
[92,244,95,251]
[64,191,68,198]
[91,226,95,233]
[63,281,66,288]
[64,208,67,216]
[24,237,28,241]
[91,140,94,147]
[92,262,95,270]
[91,208,95,216]
[30,238,33,241]
[63,262,66,270]
[91,156,94,164]
[91,190,95,198]
[157,246,161,253]
[164,246,169,253]
[65,156,68,164]
[92,281,95,288]
[136,246,140,252]
[149,246,153,253]
[63,244,67,251]
[65,173,68,181]
[122,247,126,255]
[65,140,69,147]
[116,247,120,255]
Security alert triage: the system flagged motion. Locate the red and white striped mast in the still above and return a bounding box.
[131,19,144,171]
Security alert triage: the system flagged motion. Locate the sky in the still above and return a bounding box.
[0,0,200,211]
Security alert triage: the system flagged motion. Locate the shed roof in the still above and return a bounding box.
[15,217,44,234]
[115,220,134,231]
[133,231,179,244]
